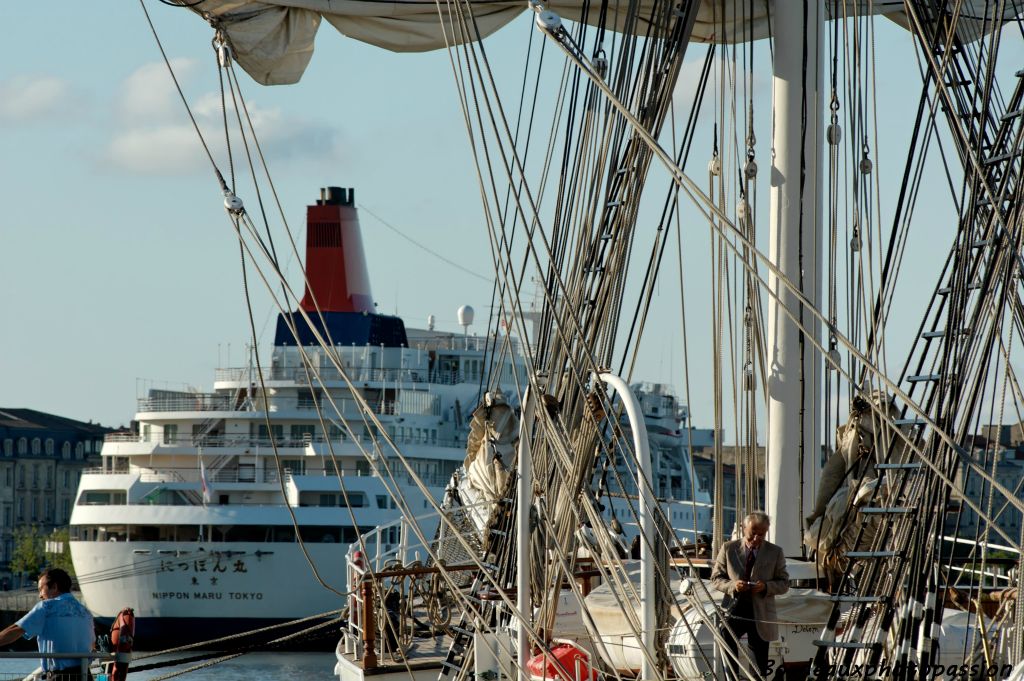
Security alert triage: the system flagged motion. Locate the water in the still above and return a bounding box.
[0,652,337,681]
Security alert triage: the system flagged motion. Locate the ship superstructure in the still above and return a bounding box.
[69,188,711,644]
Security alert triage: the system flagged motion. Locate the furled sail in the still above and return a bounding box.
[187,0,1015,84]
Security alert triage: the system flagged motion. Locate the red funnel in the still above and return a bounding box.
[299,187,374,314]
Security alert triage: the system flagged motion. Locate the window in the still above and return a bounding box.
[31,438,40,455]
[328,424,347,441]
[16,499,23,521]
[142,425,151,442]
[75,443,83,459]
[3,439,10,456]
[258,424,284,441]
[62,442,71,459]
[18,438,27,455]
[94,439,103,453]
[45,439,54,455]
[46,468,53,488]
[63,471,70,488]
[17,467,25,488]
[290,425,315,442]
[163,425,178,445]
[31,498,38,521]
[85,440,92,454]
[33,464,40,488]
[62,499,70,521]
[4,469,9,486]
[280,458,305,475]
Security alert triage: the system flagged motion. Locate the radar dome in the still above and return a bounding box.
[457,305,475,327]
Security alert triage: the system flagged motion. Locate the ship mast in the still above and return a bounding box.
[765,0,824,554]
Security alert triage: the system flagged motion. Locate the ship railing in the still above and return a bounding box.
[104,431,465,451]
[342,510,483,670]
[126,465,450,490]
[213,364,486,386]
[137,394,235,412]
[0,651,119,681]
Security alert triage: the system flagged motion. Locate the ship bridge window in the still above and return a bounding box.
[78,490,128,506]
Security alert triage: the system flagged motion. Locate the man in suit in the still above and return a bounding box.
[710,511,789,678]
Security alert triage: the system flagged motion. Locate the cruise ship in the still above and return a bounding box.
[68,187,712,646]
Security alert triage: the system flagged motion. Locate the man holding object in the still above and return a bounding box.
[711,511,789,678]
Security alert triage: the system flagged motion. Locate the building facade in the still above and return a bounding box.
[0,409,109,584]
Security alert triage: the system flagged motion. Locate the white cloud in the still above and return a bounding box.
[119,58,200,123]
[104,60,343,175]
[0,76,71,121]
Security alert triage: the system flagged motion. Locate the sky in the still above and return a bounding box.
[1,4,1020,438]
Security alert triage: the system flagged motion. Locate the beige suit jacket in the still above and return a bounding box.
[710,539,789,641]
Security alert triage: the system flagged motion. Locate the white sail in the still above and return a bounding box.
[189,0,1014,84]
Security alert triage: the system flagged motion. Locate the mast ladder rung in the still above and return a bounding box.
[907,374,943,383]
[489,529,507,537]
[606,200,622,208]
[876,462,922,470]
[830,595,887,603]
[586,267,605,274]
[920,329,970,338]
[971,238,991,247]
[846,550,902,558]
[937,284,980,295]
[1001,109,1023,122]
[976,195,1004,207]
[814,640,881,650]
[615,166,630,175]
[441,660,463,671]
[600,232,613,241]
[943,78,972,87]
[450,625,473,637]
[894,418,926,426]
[861,507,914,514]
[984,150,1022,166]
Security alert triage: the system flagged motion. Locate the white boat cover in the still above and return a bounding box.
[186,1,1017,85]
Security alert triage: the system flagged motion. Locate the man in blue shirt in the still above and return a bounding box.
[0,568,95,680]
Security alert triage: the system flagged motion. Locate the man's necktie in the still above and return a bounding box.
[743,547,756,581]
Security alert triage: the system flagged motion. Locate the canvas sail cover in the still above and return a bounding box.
[186,1,1017,85]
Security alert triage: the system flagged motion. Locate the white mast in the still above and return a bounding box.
[765,0,824,554]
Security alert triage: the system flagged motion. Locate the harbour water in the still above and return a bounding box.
[0,652,336,681]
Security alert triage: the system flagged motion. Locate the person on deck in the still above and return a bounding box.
[0,568,95,681]
[710,511,789,678]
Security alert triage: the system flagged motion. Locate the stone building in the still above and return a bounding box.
[0,409,110,584]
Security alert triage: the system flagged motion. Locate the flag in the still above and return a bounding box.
[199,451,211,506]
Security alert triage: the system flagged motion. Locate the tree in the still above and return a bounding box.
[46,528,75,576]
[10,525,45,580]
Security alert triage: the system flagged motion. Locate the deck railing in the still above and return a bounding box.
[0,651,119,681]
